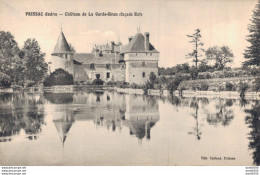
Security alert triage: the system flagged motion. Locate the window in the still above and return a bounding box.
[142,62,146,66]
[90,63,95,70]
[142,72,145,78]
[106,72,110,79]
[65,54,67,59]
[136,53,137,56]
[107,95,110,101]
[96,74,100,79]
[106,64,110,70]
[150,53,152,56]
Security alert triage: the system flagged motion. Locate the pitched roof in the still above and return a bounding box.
[73,53,123,64]
[52,31,72,54]
[121,33,159,53]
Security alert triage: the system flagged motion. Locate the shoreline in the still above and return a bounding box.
[2,85,260,100]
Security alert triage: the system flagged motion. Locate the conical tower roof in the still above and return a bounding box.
[52,30,72,55]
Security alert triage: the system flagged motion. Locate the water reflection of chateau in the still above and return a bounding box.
[45,91,160,144]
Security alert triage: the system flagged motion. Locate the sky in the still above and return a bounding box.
[0,0,257,68]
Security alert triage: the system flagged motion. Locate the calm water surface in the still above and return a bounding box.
[0,91,259,166]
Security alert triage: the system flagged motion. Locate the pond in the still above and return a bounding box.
[0,90,259,166]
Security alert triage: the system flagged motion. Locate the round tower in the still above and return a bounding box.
[50,29,74,75]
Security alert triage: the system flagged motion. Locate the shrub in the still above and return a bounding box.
[224,71,234,78]
[130,83,143,89]
[25,80,36,87]
[238,81,249,98]
[166,75,183,95]
[143,81,154,95]
[43,69,74,87]
[0,72,11,88]
[225,82,234,91]
[200,82,209,91]
[190,67,198,80]
[92,79,104,85]
[253,77,260,92]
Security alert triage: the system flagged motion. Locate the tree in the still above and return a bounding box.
[244,1,260,66]
[22,39,48,84]
[205,46,234,70]
[43,68,74,87]
[69,43,76,53]
[186,29,204,68]
[0,31,25,85]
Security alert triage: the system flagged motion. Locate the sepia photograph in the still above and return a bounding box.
[0,0,259,171]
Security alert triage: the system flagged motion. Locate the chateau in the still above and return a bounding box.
[49,29,159,85]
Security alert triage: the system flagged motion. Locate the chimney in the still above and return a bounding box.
[144,32,150,51]
[128,36,133,43]
[111,41,115,53]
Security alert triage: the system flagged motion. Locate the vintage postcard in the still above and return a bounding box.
[0,0,259,168]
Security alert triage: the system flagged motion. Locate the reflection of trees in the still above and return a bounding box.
[0,93,45,142]
[44,93,73,104]
[245,102,260,166]
[206,99,234,127]
[188,98,202,140]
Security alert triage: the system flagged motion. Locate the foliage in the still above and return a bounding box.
[190,66,198,79]
[198,61,214,72]
[225,82,234,91]
[158,67,176,75]
[143,81,154,95]
[244,1,260,66]
[238,81,249,98]
[43,68,74,87]
[244,102,260,165]
[253,77,260,92]
[186,29,204,68]
[130,83,143,89]
[92,79,104,85]
[198,72,212,79]
[206,46,234,70]
[22,38,48,84]
[0,31,25,85]
[68,43,76,53]
[0,72,11,88]
[176,63,190,73]
[166,74,183,95]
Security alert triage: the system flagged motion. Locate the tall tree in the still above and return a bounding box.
[22,39,47,84]
[186,29,204,68]
[0,31,25,84]
[205,46,234,70]
[244,0,260,66]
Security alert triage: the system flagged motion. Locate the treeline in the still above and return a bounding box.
[0,31,47,88]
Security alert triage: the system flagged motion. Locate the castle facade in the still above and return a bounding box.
[49,29,159,85]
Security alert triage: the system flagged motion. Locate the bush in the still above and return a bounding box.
[92,79,104,85]
[190,67,198,80]
[0,72,11,88]
[130,83,143,89]
[238,81,249,98]
[253,77,260,92]
[200,82,209,91]
[143,81,154,95]
[225,82,234,91]
[198,72,212,79]
[166,74,183,95]
[25,80,36,87]
[43,69,74,87]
